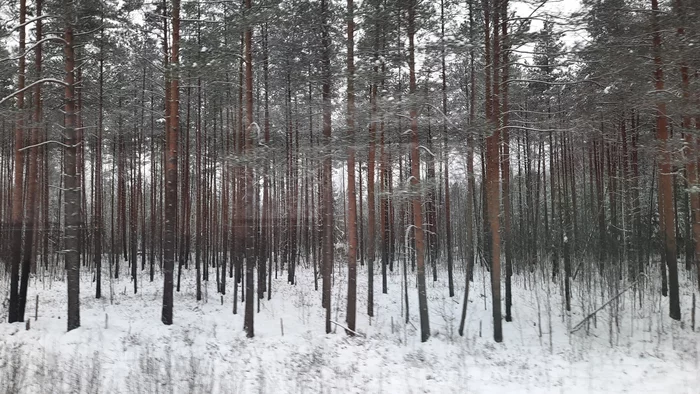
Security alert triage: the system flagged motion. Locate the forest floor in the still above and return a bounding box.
[0,259,699,393]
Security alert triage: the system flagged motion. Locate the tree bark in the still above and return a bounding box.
[321,0,334,335]
[243,0,255,338]
[651,0,680,320]
[8,0,27,324]
[162,0,180,325]
[95,19,104,298]
[64,0,81,331]
[345,0,358,335]
[408,0,430,343]
[500,0,512,322]
[485,0,503,342]
[19,0,42,320]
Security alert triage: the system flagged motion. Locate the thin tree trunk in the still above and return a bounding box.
[368,63,378,297]
[485,0,503,342]
[408,0,430,343]
[94,19,104,298]
[243,0,255,338]
[441,0,455,298]
[321,0,333,335]
[345,0,358,335]
[501,0,512,322]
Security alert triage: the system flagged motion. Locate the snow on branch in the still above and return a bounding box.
[506,78,604,88]
[0,37,68,63]
[0,79,68,106]
[329,321,365,337]
[421,104,459,129]
[9,15,52,31]
[418,145,436,157]
[18,140,82,152]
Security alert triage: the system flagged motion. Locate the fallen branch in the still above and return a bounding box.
[329,320,365,338]
[570,273,648,334]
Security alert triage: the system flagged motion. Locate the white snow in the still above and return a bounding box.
[1,260,698,393]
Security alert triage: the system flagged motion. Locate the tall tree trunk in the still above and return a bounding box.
[459,0,477,336]
[408,0,430,343]
[345,0,358,335]
[130,108,139,294]
[196,76,203,301]
[366,75,376,314]
[64,0,81,331]
[263,22,272,300]
[162,0,180,325]
[500,0,512,323]
[441,0,454,298]
[179,80,192,291]
[561,135,572,311]
[675,0,700,283]
[321,0,333,335]
[19,0,42,320]
[95,20,104,298]
[651,0,680,320]
[243,0,255,338]
[8,0,27,324]
[368,60,378,297]
[485,0,503,342]
[696,115,700,290]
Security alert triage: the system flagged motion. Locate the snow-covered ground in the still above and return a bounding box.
[1,260,698,393]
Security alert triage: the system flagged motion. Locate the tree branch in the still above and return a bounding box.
[0,37,68,63]
[19,140,82,152]
[0,79,68,106]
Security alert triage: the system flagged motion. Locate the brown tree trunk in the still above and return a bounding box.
[651,0,680,320]
[162,0,180,325]
[19,0,42,320]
